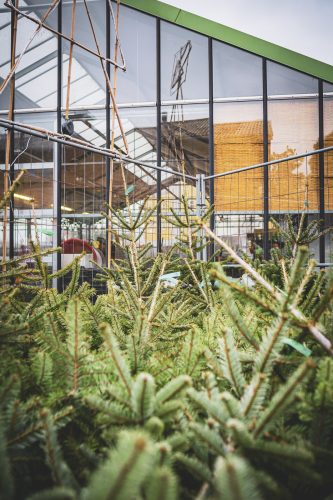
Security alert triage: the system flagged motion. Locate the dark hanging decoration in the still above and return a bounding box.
[62,118,74,136]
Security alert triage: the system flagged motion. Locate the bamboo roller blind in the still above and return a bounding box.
[214,112,333,212]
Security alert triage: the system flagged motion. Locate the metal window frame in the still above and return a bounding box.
[262,58,269,260]
[9,1,16,260]
[56,0,62,289]
[156,17,162,252]
[208,36,214,257]
[318,79,325,263]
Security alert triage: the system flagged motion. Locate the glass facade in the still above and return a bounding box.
[324,82,333,260]
[1,0,332,270]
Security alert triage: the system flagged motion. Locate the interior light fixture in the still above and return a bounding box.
[50,204,74,212]
[14,193,35,203]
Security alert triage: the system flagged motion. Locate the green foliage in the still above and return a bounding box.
[0,200,333,499]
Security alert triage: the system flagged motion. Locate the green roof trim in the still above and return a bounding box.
[122,0,333,84]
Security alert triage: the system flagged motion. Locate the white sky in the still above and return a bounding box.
[161,0,333,67]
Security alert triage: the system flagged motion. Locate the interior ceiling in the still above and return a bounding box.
[7,117,210,210]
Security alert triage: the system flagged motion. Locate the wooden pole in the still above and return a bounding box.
[83,0,128,155]
[107,0,120,268]
[65,0,77,120]
[2,0,18,270]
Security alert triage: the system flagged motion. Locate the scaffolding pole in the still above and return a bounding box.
[2,0,18,270]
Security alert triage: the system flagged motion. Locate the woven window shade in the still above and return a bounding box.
[324,146,333,212]
[269,100,319,212]
[214,98,327,213]
[214,120,264,212]
[324,99,333,212]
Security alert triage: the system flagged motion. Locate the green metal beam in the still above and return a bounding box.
[122,0,333,84]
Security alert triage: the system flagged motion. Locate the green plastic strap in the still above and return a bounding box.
[159,272,180,281]
[282,338,312,357]
[40,229,54,237]
[125,184,134,195]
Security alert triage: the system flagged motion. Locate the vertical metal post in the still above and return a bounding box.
[9,2,16,259]
[105,0,111,257]
[56,0,62,291]
[208,37,214,258]
[196,173,207,261]
[52,132,58,281]
[262,58,269,260]
[156,18,162,253]
[318,79,325,263]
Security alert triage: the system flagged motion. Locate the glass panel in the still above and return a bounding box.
[0,114,9,259]
[1,113,57,269]
[324,214,333,260]
[161,22,208,101]
[110,4,156,104]
[323,82,333,94]
[0,0,12,110]
[61,107,158,267]
[62,0,106,109]
[61,110,106,289]
[323,93,333,261]
[213,101,264,254]
[160,104,209,249]
[13,1,58,109]
[213,41,262,99]
[268,99,319,214]
[267,61,318,96]
[214,214,264,260]
[111,107,158,254]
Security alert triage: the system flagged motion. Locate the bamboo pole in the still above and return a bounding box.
[2,0,18,271]
[64,0,77,121]
[82,0,128,155]
[107,0,120,268]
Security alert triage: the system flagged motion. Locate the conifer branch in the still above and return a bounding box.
[201,222,333,355]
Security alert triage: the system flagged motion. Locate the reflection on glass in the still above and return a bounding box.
[213,101,264,255]
[0,120,9,257]
[267,62,318,96]
[323,96,333,212]
[213,41,262,98]
[11,1,58,109]
[61,110,106,216]
[61,107,158,259]
[62,0,106,109]
[159,104,208,248]
[111,4,156,103]
[161,22,208,101]
[214,101,264,212]
[323,94,333,259]
[214,213,264,258]
[61,126,107,283]
[268,99,319,212]
[1,113,57,268]
[323,82,333,94]
[0,3,12,110]
[111,107,158,252]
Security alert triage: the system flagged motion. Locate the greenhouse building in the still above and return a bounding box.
[1,0,333,277]
[2,2,333,498]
